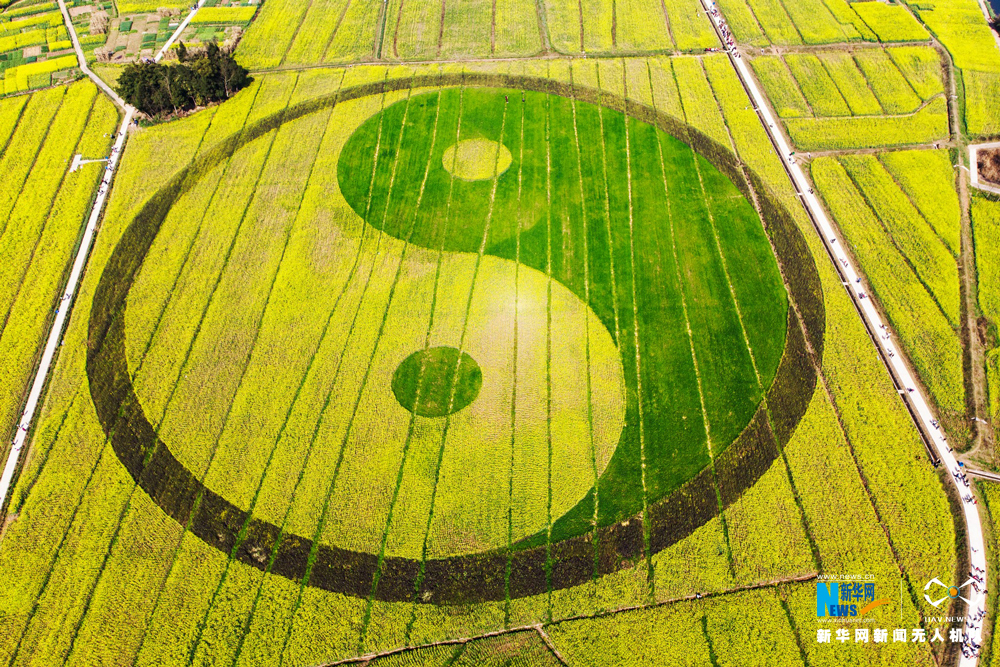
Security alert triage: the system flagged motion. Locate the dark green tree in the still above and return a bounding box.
[115,43,251,117]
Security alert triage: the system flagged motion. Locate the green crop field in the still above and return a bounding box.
[3,0,996,657]
[0,51,965,665]
[0,80,117,469]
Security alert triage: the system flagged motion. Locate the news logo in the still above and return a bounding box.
[817,581,891,617]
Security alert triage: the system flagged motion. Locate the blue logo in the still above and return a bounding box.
[817,582,888,617]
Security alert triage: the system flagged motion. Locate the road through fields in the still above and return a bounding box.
[699,0,988,662]
[0,0,205,514]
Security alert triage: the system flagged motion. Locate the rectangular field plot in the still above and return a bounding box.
[714,0,930,46]
[543,0,716,53]
[811,154,964,420]
[754,47,948,150]
[0,59,964,667]
[753,46,945,126]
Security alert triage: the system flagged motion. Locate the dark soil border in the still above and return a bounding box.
[86,72,825,605]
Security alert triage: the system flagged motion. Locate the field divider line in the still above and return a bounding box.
[3,437,116,667]
[128,79,300,662]
[0,91,99,342]
[0,88,69,240]
[202,75,397,665]
[845,53,887,116]
[503,86,527,627]
[568,64,602,593]
[79,86,267,665]
[544,77,555,618]
[0,95,133,514]
[701,3,986,664]
[665,60,735,578]
[0,98,29,164]
[813,55,856,119]
[646,58,719,553]
[403,88,511,634]
[776,591,812,667]
[689,70,763,387]
[392,83,469,644]
[435,0,446,58]
[265,75,416,665]
[775,55,816,119]
[211,80,370,667]
[618,59,653,585]
[9,386,82,516]
[183,100,341,667]
[699,59,823,573]
[277,0,321,67]
[94,79,302,665]
[876,154,957,258]
[322,571,821,666]
[126,82,264,399]
[535,625,570,666]
[355,84,448,647]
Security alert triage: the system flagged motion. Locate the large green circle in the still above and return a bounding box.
[337,86,790,546]
[392,346,483,417]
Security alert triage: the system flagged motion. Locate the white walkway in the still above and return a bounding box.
[699,1,987,663]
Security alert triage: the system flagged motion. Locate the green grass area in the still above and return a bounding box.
[0,80,118,462]
[0,59,963,667]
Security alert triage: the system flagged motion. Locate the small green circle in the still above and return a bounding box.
[392,346,483,417]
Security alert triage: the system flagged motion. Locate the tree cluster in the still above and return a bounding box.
[115,42,250,117]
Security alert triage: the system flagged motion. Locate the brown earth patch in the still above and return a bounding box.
[978,147,1000,186]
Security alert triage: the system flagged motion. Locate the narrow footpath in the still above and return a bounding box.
[698,1,988,663]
